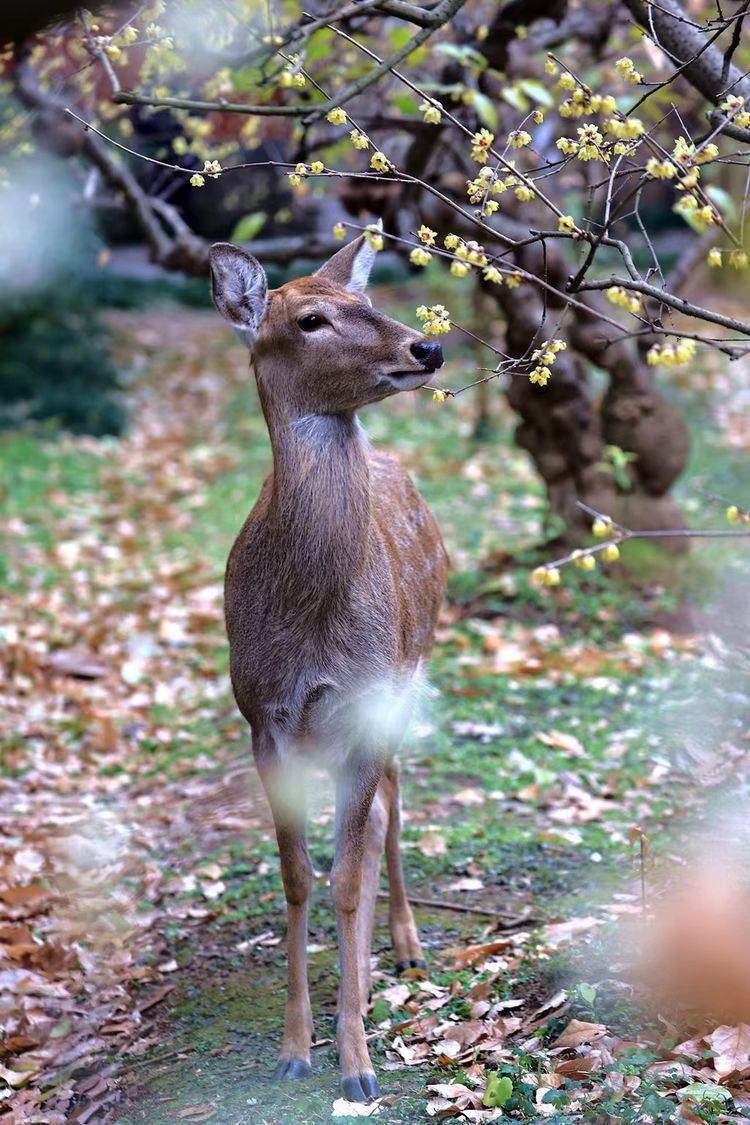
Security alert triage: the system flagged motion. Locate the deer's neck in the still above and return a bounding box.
[261,390,372,595]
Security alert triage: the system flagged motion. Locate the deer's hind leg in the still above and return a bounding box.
[383,761,425,974]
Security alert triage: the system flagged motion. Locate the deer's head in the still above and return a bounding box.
[209,227,444,416]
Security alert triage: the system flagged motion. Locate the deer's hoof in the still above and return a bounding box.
[272,1057,311,1081]
[396,958,427,977]
[342,1072,381,1102]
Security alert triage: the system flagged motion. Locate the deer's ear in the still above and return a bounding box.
[315,220,381,293]
[209,243,268,348]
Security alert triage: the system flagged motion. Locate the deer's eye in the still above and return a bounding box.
[298,313,326,332]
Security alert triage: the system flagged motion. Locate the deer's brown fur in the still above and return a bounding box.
[210,231,447,1102]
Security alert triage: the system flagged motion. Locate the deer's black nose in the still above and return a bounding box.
[410,340,444,372]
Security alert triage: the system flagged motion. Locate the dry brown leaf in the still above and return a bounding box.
[44,650,107,680]
[551,1019,608,1049]
[705,1024,750,1077]
[446,938,513,969]
[418,832,447,857]
[537,730,584,757]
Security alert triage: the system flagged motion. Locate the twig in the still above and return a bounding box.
[376,890,535,924]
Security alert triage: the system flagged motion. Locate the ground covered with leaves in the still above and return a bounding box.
[1,290,750,1123]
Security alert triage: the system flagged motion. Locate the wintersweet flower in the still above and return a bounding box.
[532,565,561,587]
[364,224,383,251]
[416,304,451,335]
[409,247,431,267]
[483,265,503,284]
[417,225,437,246]
[470,128,494,163]
[370,151,392,173]
[419,100,442,124]
[327,107,347,125]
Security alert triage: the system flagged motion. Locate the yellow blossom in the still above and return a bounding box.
[327,107,347,125]
[444,234,460,250]
[532,109,544,124]
[729,250,748,269]
[333,222,346,239]
[310,161,324,174]
[416,303,451,335]
[529,366,552,386]
[592,517,611,537]
[451,260,471,277]
[558,214,576,234]
[646,157,676,179]
[707,247,722,267]
[364,224,383,251]
[419,100,442,124]
[203,159,222,178]
[370,151,392,173]
[509,129,532,149]
[602,543,620,563]
[189,173,205,187]
[410,247,432,267]
[544,57,558,76]
[432,388,447,403]
[615,56,642,83]
[417,225,436,246]
[470,128,495,163]
[483,265,503,284]
[532,565,561,587]
[558,72,576,91]
[727,505,740,523]
[349,130,369,150]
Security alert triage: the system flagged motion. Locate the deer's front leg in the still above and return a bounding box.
[257,753,314,1080]
[332,754,384,1103]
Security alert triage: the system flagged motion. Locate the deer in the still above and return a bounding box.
[208,225,448,1103]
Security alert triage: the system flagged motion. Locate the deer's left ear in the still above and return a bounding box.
[315,219,381,293]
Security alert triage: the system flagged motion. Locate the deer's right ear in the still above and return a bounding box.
[209,243,268,348]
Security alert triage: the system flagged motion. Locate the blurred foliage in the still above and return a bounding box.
[0,280,126,437]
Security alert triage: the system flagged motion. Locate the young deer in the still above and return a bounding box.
[209,228,447,1103]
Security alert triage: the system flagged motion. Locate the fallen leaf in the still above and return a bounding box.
[537,730,584,757]
[418,832,447,857]
[552,1019,608,1049]
[705,1024,750,1077]
[332,1097,382,1117]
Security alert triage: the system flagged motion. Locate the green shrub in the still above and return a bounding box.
[0,284,126,436]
